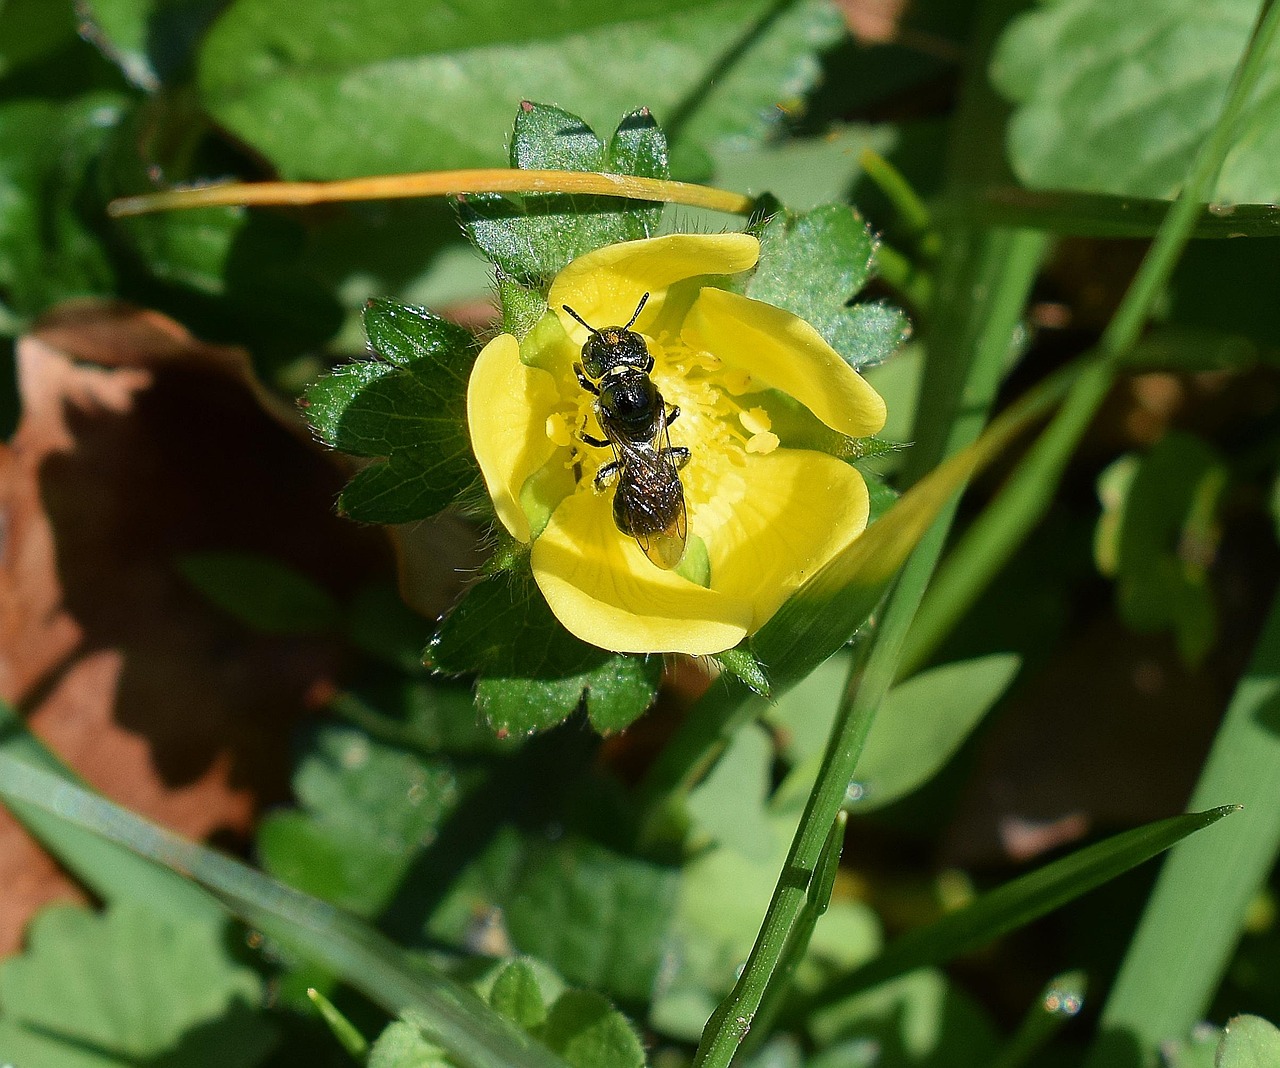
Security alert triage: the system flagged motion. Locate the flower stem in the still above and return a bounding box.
[106,168,758,218]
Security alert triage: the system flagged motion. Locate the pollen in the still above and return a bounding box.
[545,412,573,447]
[739,407,772,436]
[746,431,780,454]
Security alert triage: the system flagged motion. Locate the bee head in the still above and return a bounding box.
[563,293,653,381]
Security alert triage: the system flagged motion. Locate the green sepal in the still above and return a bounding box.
[426,570,661,735]
[499,273,550,339]
[460,103,668,286]
[302,299,480,525]
[744,203,911,369]
[713,644,771,698]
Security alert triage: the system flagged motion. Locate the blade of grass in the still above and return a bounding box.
[946,187,1280,239]
[0,703,219,923]
[802,807,1236,1012]
[1086,587,1280,1063]
[741,812,846,1058]
[0,751,570,1068]
[901,0,1280,677]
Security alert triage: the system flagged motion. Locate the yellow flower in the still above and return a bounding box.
[467,233,887,656]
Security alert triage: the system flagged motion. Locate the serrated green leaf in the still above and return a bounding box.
[1218,1015,1280,1068]
[195,0,840,181]
[503,837,678,1002]
[367,1019,452,1068]
[991,0,1280,201]
[542,990,645,1068]
[365,297,479,370]
[304,299,479,524]
[461,105,667,283]
[490,960,550,1032]
[176,550,342,635]
[0,905,275,1068]
[428,571,660,735]
[746,204,910,369]
[258,724,462,916]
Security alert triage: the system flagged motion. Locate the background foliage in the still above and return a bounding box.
[2,0,1280,1066]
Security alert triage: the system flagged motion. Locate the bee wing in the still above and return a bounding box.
[625,442,688,571]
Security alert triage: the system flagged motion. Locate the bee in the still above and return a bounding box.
[562,293,689,570]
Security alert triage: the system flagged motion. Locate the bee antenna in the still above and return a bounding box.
[561,304,597,333]
[624,292,650,330]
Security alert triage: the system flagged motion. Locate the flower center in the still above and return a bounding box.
[546,333,778,541]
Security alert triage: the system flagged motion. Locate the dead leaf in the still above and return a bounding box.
[0,301,387,953]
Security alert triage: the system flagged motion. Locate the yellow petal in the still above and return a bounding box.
[683,287,888,438]
[701,449,871,630]
[550,233,759,346]
[532,488,753,655]
[467,334,563,543]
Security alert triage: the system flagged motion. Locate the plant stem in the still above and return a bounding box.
[106,168,757,218]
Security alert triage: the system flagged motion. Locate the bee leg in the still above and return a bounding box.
[595,461,621,490]
[574,363,599,395]
[665,446,691,470]
[580,430,610,449]
[666,404,681,425]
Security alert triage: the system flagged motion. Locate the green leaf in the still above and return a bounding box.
[367,1019,452,1068]
[0,93,123,330]
[0,905,275,1067]
[686,723,775,861]
[846,653,1021,812]
[303,299,478,524]
[503,837,679,1002]
[196,0,841,181]
[709,124,897,214]
[745,204,910,369]
[1094,432,1226,664]
[462,104,667,283]
[991,0,1280,201]
[79,0,222,89]
[258,724,462,916]
[769,652,1021,816]
[1218,1015,1280,1068]
[490,961,550,1032]
[428,571,661,735]
[807,969,1000,1065]
[176,551,342,635]
[0,0,77,77]
[808,806,1238,1008]
[542,990,645,1068]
